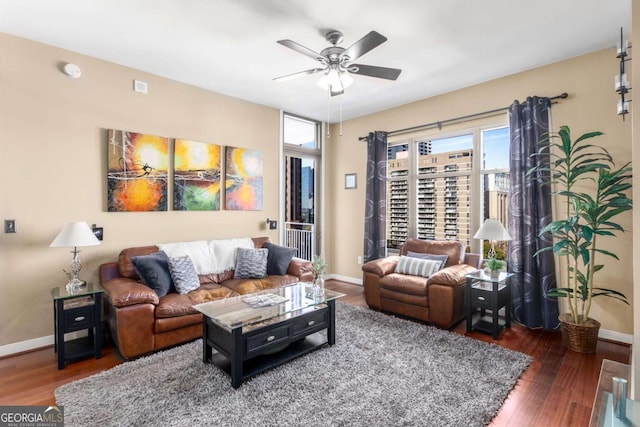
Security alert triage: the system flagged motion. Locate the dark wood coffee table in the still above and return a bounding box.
[193,283,345,388]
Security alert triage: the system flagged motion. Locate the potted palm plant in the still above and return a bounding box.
[532,126,632,353]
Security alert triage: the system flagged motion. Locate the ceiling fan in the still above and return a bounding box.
[274,30,402,97]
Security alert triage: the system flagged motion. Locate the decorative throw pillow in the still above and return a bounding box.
[395,256,441,278]
[131,251,175,297]
[234,247,268,279]
[264,242,297,275]
[167,256,200,294]
[407,251,449,271]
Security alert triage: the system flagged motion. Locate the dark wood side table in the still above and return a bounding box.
[51,283,104,369]
[465,270,513,339]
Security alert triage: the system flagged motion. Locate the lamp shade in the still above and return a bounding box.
[50,222,100,248]
[473,219,512,241]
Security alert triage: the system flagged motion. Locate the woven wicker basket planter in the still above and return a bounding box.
[559,313,601,353]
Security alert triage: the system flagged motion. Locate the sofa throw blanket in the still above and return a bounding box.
[158,238,254,275]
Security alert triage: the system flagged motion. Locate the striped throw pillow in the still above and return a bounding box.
[395,256,441,278]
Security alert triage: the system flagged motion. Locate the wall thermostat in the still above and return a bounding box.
[63,63,82,79]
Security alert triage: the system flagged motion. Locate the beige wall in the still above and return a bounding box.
[0,33,281,347]
[326,48,633,334]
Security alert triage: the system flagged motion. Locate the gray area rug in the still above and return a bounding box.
[56,303,530,427]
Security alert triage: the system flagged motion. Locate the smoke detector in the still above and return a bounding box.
[62,63,82,79]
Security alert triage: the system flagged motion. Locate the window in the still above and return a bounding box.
[283,113,321,260]
[386,124,510,252]
[480,126,510,258]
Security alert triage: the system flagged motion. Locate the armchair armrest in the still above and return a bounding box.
[102,277,159,308]
[288,257,314,282]
[427,264,478,287]
[362,255,400,277]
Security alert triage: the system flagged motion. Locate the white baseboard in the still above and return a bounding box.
[0,335,54,357]
[327,274,362,286]
[0,331,88,358]
[600,328,633,345]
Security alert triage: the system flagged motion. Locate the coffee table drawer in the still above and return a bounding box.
[246,324,290,355]
[292,309,328,337]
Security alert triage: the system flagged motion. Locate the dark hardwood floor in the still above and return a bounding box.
[0,280,630,426]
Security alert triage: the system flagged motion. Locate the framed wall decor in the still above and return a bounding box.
[173,139,221,211]
[107,129,169,212]
[224,147,263,210]
[345,173,357,189]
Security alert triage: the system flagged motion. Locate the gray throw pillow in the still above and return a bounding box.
[234,247,268,279]
[264,242,297,275]
[395,256,441,278]
[167,255,200,294]
[131,251,175,297]
[407,251,448,270]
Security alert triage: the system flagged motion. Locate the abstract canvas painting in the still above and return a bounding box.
[173,139,221,211]
[225,147,263,210]
[107,130,169,212]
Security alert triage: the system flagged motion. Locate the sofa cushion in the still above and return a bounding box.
[401,238,465,268]
[407,251,448,271]
[234,248,268,279]
[154,284,235,319]
[260,275,301,289]
[395,256,441,278]
[167,256,201,294]
[380,273,428,297]
[131,251,175,297]
[264,242,297,275]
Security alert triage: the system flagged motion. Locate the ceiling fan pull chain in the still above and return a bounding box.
[326,94,331,137]
[339,99,343,137]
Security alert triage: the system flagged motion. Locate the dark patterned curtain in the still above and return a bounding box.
[363,131,387,262]
[508,97,559,330]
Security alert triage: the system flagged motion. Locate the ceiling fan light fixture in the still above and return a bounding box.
[316,69,353,92]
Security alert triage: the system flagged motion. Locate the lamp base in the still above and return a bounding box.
[66,278,86,293]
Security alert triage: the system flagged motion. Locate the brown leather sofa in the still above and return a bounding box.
[362,238,481,328]
[99,237,312,360]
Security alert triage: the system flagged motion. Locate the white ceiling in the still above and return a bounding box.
[0,0,630,123]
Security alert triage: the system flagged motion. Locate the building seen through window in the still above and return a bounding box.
[386,126,510,254]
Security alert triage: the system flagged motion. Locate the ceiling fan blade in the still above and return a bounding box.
[341,31,387,61]
[273,68,325,81]
[349,64,402,80]
[277,39,324,62]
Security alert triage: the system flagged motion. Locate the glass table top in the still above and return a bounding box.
[193,282,345,331]
[465,270,514,283]
[51,282,104,300]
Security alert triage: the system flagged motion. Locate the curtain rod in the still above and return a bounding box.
[358,92,568,140]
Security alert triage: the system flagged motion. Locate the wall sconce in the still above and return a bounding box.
[616,27,631,120]
[266,218,278,230]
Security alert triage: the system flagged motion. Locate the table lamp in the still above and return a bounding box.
[50,222,100,290]
[473,218,512,260]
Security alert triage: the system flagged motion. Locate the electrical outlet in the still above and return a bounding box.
[4,219,16,233]
[357,256,363,265]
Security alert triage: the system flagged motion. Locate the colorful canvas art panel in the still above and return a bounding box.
[107,130,169,212]
[225,147,263,211]
[173,139,221,211]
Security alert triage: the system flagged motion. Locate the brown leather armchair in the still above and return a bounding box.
[362,238,481,328]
